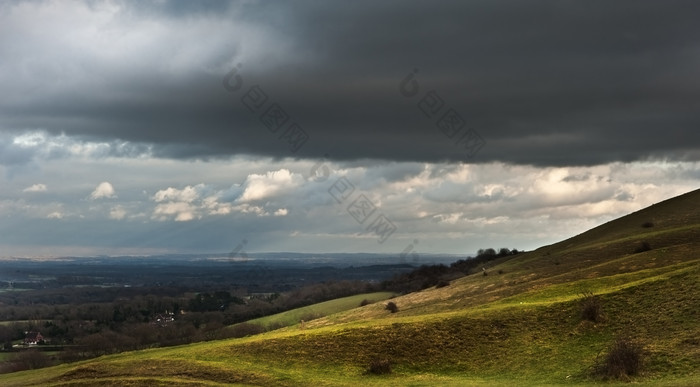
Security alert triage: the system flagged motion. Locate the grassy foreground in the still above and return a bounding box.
[2,189,699,386]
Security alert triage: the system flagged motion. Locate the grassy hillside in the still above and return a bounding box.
[2,189,699,386]
[234,291,395,329]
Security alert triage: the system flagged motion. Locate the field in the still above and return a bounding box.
[1,189,698,386]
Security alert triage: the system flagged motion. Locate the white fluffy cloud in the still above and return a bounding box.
[1,148,699,255]
[90,182,116,199]
[237,169,302,203]
[148,170,301,221]
[153,184,206,203]
[153,202,199,222]
[109,160,700,250]
[23,183,47,192]
[109,206,127,220]
[47,211,63,219]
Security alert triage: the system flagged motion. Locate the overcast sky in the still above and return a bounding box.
[1,0,699,258]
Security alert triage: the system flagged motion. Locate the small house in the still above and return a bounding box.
[151,312,175,327]
[24,331,44,345]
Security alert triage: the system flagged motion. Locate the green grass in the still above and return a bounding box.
[1,265,698,386]
[1,188,699,386]
[235,292,395,329]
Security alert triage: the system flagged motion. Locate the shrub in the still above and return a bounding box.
[8,349,50,372]
[482,271,488,276]
[385,301,398,313]
[633,241,652,254]
[228,323,265,338]
[595,337,644,379]
[359,299,373,307]
[497,269,504,275]
[299,312,322,322]
[641,222,654,228]
[421,278,439,289]
[435,279,450,288]
[366,358,392,375]
[579,291,603,323]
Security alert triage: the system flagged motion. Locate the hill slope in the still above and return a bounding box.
[233,291,395,330]
[2,189,699,386]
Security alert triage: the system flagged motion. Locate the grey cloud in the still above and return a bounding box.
[0,132,152,167]
[364,162,425,184]
[0,137,34,166]
[562,173,592,183]
[1,0,699,167]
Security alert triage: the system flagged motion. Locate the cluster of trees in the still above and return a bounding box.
[381,248,520,293]
[451,248,520,273]
[0,279,379,373]
[0,349,51,373]
[188,291,244,312]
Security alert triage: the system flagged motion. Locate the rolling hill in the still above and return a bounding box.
[2,188,699,386]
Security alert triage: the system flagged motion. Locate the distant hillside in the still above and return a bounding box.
[545,187,700,251]
[1,188,698,386]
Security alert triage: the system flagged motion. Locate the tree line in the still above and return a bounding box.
[381,248,520,293]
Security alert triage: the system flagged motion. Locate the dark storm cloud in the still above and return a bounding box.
[1,0,699,166]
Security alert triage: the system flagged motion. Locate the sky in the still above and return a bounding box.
[1,0,699,258]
